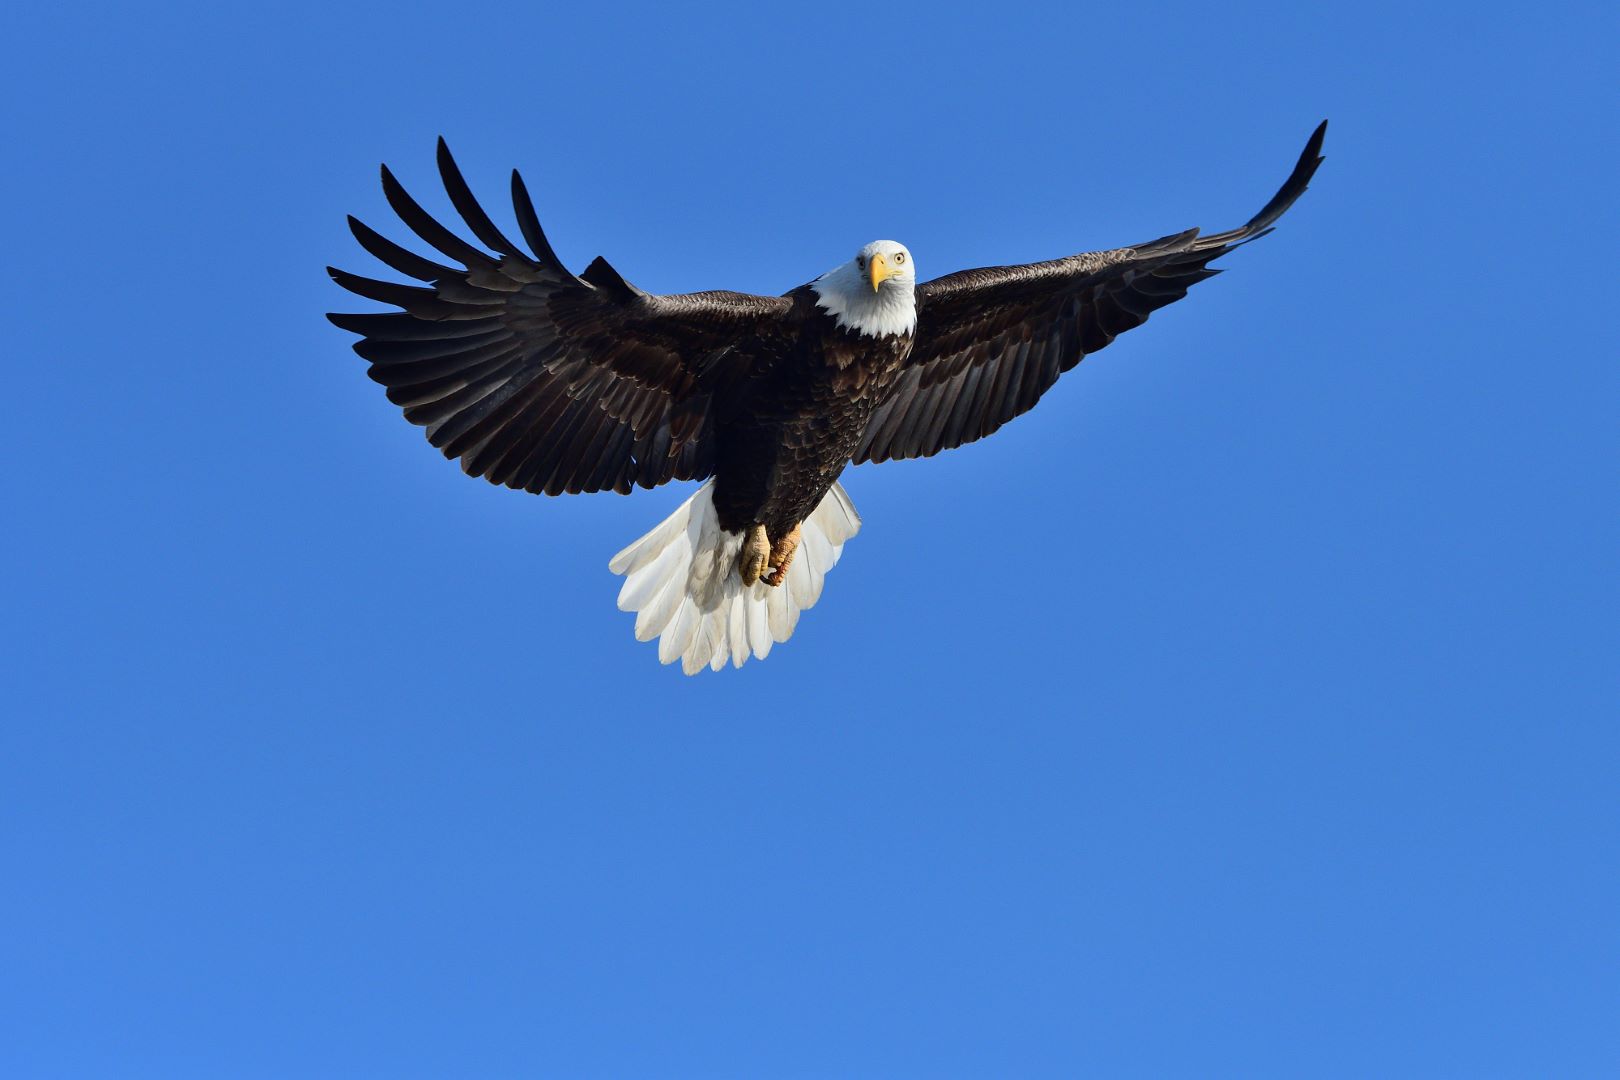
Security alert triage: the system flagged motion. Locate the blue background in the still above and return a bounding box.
[6,2,1615,1076]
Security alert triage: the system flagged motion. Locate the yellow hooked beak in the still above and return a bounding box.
[869,252,894,292]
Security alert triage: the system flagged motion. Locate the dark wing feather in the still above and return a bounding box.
[329,140,794,495]
[855,121,1326,465]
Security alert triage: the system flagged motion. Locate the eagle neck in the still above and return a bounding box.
[810,261,917,340]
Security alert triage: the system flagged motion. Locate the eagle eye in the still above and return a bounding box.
[894,252,905,265]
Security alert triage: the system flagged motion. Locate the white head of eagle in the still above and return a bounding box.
[811,239,918,339]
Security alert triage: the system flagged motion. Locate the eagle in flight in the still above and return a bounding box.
[329,122,1326,673]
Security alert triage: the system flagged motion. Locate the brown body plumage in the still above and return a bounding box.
[713,291,912,537]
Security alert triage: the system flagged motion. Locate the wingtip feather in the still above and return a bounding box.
[1242,119,1328,233]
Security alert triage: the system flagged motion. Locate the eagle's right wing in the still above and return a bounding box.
[854,122,1326,465]
[329,140,794,495]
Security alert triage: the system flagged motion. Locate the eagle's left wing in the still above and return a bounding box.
[853,122,1325,465]
[328,141,794,496]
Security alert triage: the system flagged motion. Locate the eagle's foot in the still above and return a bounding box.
[739,523,770,586]
[762,524,802,588]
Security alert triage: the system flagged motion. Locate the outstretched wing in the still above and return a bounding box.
[854,121,1326,465]
[328,140,794,495]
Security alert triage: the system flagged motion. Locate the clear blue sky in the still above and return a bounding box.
[5,2,1615,1076]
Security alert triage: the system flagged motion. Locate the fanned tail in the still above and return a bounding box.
[608,480,861,674]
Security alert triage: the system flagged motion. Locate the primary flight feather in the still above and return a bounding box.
[329,122,1327,673]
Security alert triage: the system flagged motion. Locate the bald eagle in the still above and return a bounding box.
[329,122,1326,673]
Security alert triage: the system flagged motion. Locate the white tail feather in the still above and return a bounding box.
[608,480,861,674]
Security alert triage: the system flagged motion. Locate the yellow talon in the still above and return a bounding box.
[739,524,770,586]
[763,524,802,588]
